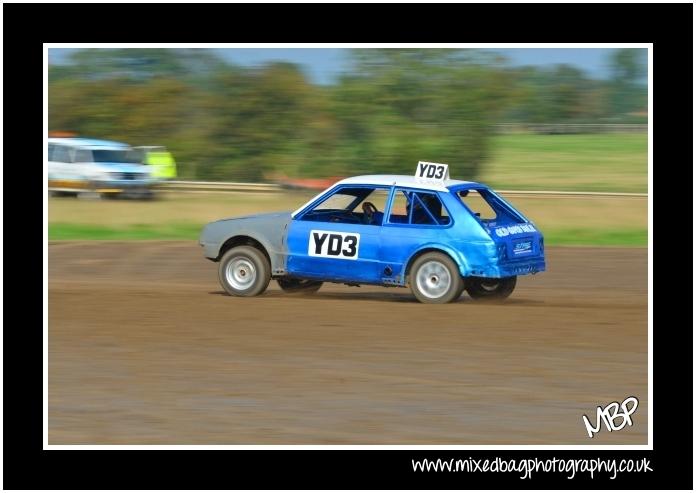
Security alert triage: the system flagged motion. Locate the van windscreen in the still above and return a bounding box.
[89,150,141,164]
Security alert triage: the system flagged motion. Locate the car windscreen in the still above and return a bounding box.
[75,149,142,164]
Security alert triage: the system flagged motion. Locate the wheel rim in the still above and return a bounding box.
[225,257,256,290]
[415,261,452,299]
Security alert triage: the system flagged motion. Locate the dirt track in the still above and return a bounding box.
[48,242,648,444]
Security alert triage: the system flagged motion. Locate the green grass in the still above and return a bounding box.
[542,228,647,247]
[481,133,647,193]
[49,222,647,246]
[49,223,202,240]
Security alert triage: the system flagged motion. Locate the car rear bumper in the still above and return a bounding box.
[469,256,545,278]
[495,257,546,278]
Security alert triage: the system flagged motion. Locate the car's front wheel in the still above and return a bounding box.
[277,278,323,294]
[218,246,271,297]
[409,252,464,304]
[465,276,517,300]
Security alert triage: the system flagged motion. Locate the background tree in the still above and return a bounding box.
[607,48,647,118]
[48,48,647,181]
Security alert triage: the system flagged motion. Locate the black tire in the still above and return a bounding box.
[453,283,466,302]
[78,189,102,200]
[409,252,464,304]
[277,278,323,294]
[218,246,271,297]
[465,276,517,300]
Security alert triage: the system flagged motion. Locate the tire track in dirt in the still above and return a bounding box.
[48,242,648,444]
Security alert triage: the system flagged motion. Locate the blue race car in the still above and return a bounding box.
[199,162,545,303]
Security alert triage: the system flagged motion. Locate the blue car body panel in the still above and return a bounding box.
[200,175,546,285]
[287,220,383,283]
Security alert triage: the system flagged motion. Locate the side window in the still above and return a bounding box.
[440,200,450,222]
[52,145,71,163]
[313,191,359,211]
[299,186,390,226]
[48,144,55,161]
[388,190,410,224]
[73,148,93,163]
[388,189,451,226]
[410,191,450,225]
[355,188,389,211]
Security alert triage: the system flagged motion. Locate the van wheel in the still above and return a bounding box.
[78,190,102,200]
[218,246,271,297]
[466,276,517,300]
[409,252,464,304]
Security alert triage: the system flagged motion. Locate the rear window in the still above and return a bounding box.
[453,188,527,227]
[457,189,497,221]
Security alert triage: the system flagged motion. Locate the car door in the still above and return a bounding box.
[47,143,59,186]
[379,188,455,281]
[48,144,81,190]
[285,186,389,283]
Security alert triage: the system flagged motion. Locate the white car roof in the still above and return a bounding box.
[291,174,480,218]
[335,174,475,192]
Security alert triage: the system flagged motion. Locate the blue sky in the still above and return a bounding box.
[49,48,647,85]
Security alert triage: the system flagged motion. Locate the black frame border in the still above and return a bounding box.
[4,2,692,489]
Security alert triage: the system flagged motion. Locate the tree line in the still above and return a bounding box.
[49,49,647,181]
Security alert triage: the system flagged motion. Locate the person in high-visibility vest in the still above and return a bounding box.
[137,146,177,180]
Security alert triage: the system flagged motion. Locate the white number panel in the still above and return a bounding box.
[308,230,361,260]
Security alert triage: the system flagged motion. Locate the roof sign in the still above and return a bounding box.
[415,161,449,182]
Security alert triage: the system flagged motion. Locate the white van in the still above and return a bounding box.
[48,137,155,198]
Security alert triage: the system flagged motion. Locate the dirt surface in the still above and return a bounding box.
[48,242,648,445]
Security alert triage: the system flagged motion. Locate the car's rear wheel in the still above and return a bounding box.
[465,276,517,300]
[218,246,271,297]
[277,278,323,294]
[409,252,464,304]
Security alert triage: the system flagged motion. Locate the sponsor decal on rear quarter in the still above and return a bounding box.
[495,224,537,237]
[513,240,532,255]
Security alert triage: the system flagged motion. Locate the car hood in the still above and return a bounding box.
[200,211,293,245]
[212,211,292,224]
